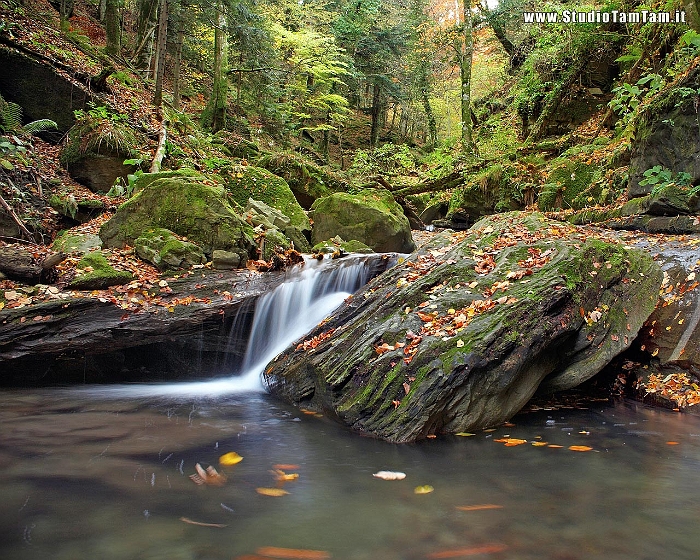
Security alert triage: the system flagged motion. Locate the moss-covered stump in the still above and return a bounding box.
[310,188,415,253]
[134,228,207,270]
[224,165,310,232]
[263,212,662,442]
[68,251,133,290]
[99,177,255,264]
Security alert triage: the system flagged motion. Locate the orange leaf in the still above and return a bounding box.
[455,504,503,511]
[256,546,331,559]
[427,544,508,558]
[273,464,300,470]
[568,446,593,452]
[547,444,564,449]
[256,488,289,496]
[666,441,680,445]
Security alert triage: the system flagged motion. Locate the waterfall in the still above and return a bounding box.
[90,256,377,398]
[234,256,372,390]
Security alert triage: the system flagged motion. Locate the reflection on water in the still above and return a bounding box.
[1,389,699,560]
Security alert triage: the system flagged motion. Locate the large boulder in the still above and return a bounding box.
[99,176,255,264]
[263,212,662,442]
[628,66,700,198]
[224,165,310,232]
[310,188,415,253]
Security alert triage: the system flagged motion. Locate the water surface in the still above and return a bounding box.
[1,389,698,560]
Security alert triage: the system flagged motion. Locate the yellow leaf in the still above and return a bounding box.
[455,504,503,511]
[414,485,434,494]
[455,432,475,437]
[219,452,243,466]
[531,441,548,447]
[256,487,289,496]
[0,301,4,310]
[568,445,593,452]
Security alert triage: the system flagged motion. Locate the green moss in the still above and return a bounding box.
[131,168,205,193]
[68,251,133,290]
[539,159,600,211]
[224,165,310,230]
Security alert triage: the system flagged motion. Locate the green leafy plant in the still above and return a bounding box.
[106,158,145,198]
[640,165,693,196]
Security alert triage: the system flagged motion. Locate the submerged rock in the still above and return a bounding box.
[264,212,662,442]
[310,188,415,253]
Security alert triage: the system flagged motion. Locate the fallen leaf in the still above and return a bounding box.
[568,446,593,452]
[256,546,331,559]
[427,544,508,558]
[273,464,301,470]
[256,487,290,496]
[372,471,406,480]
[219,452,243,466]
[272,469,299,482]
[414,485,434,494]
[455,504,503,511]
[455,432,475,437]
[494,438,527,446]
[189,463,227,486]
[547,444,564,449]
[179,517,227,528]
[666,441,680,445]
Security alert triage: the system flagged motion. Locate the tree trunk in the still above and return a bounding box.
[152,0,168,107]
[459,5,474,151]
[370,82,381,148]
[135,0,160,74]
[104,0,121,56]
[418,62,437,147]
[0,247,66,284]
[204,5,229,132]
[172,2,186,110]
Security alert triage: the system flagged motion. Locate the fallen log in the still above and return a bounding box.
[0,246,66,284]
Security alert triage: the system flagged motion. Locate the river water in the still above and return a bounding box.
[0,389,699,560]
[2,256,700,559]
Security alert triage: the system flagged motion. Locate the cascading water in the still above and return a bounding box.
[92,255,377,398]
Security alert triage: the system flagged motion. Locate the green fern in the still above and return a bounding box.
[0,94,22,133]
[22,118,58,134]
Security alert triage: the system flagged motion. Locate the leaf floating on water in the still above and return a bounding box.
[494,438,527,446]
[256,487,290,496]
[219,452,243,466]
[547,444,564,449]
[666,441,680,445]
[189,463,227,486]
[273,464,301,470]
[272,469,299,482]
[414,485,434,494]
[256,546,331,559]
[427,544,508,558]
[455,432,475,437]
[455,504,503,511]
[179,516,227,528]
[372,470,406,480]
[568,445,593,452]
[531,441,548,447]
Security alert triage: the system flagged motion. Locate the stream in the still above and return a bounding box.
[1,255,700,559]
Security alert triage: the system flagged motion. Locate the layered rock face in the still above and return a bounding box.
[264,212,663,442]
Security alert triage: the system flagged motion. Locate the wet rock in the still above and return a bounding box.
[264,212,662,442]
[212,249,241,270]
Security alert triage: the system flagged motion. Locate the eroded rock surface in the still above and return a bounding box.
[264,212,662,442]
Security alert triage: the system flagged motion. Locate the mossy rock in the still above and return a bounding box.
[68,251,133,290]
[310,188,415,253]
[52,231,102,253]
[99,177,255,264]
[538,159,599,211]
[134,228,207,270]
[224,165,310,231]
[264,212,662,442]
[646,184,691,216]
[49,193,105,223]
[259,227,293,261]
[131,168,206,194]
[256,151,346,209]
[312,237,373,254]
